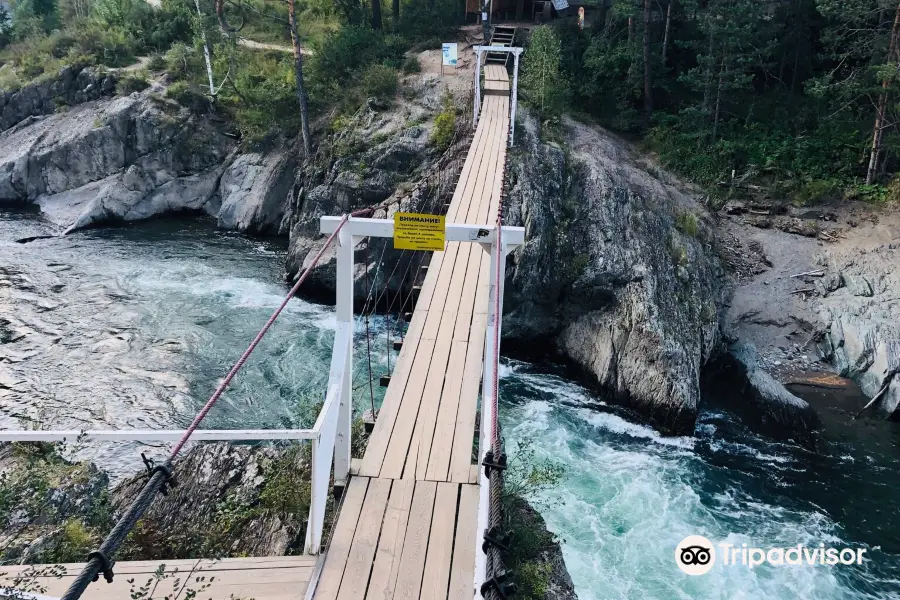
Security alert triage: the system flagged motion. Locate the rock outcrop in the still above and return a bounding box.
[285,101,465,302]
[0,65,117,132]
[814,243,900,418]
[0,74,297,235]
[503,113,726,435]
[218,140,298,235]
[114,443,311,558]
[706,343,820,445]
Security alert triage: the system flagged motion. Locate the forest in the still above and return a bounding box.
[521,0,900,204]
[3,0,900,203]
[0,0,456,147]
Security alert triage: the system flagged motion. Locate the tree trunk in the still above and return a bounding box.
[194,0,216,95]
[701,23,714,113]
[287,0,312,154]
[392,0,399,22]
[712,54,726,143]
[866,2,900,184]
[628,16,633,43]
[371,0,382,29]
[643,0,653,120]
[661,0,673,64]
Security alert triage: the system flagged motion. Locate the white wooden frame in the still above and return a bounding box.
[320,215,523,599]
[473,45,524,146]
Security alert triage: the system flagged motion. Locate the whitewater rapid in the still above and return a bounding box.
[2,212,898,598]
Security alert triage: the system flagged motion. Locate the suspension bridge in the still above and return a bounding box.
[1,44,524,600]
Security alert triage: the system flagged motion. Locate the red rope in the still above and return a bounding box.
[168,208,370,460]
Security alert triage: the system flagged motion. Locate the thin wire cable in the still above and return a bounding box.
[363,242,376,418]
[59,206,377,600]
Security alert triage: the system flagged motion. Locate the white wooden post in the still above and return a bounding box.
[333,227,354,489]
[510,50,521,147]
[473,228,508,595]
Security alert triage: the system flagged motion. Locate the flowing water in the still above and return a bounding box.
[2,210,899,598]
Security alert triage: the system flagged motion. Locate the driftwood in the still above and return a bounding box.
[790,269,825,278]
[790,288,816,295]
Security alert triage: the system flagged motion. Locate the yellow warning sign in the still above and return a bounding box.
[393,212,446,251]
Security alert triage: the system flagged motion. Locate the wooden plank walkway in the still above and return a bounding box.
[2,68,512,600]
[1,556,317,599]
[312,69,511,600]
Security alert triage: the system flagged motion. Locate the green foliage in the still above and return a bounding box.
[546,0,900,193]
[503,438,565,508]
[360,63,398,103]
[501,439,565,600]
[517,561,553,600]
[127,561,220,600]
[0,442,113,565]
[116,69,150,95]
[401,55,421,74]
[520,25,568,118]
[146,53,166,72]
[430,94,459,149]
[675,211,699,237]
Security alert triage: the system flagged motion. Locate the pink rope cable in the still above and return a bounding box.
[168,209,369,460]
[491,207,503,445]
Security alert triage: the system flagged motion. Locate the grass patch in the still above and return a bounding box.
[675,210,699,237]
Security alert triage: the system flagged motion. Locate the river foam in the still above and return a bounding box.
[501,361,900,600]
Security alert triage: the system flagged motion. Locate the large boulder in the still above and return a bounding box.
[0,82,239,232]
[218,141,298,235]
[707,343,820,445]
[503,113,726,435]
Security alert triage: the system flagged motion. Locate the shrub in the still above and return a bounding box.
[401,55,421,74]
[116,70,150,95]
[0,63,22,91]
[792,178,841,206]
[361,63,398,103]
[164,42,202,80]
[146,53,166,72]
[430,92,457,151]
[675,210,699,237]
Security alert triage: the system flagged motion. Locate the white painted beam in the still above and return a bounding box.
[319,217,525,247]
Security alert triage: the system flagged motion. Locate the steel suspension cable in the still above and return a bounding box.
[59,207,375,600]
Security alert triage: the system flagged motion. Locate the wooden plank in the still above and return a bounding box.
[366,479,415,600]
[373,337,437,478]
[412,329,456,479]
[314,476,370,600]
[453,247,482,341]
[359,319,428,477]
[394,481,437,600]
[425,340,468,481]
[448,484,481,600]
[420,482,460,600]
[448,315,487,483]
[336,478,392,600]
[382,331,451,479]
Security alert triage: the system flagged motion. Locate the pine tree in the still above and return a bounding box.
[520,25,569,117]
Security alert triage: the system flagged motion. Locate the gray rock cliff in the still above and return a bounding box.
[503,114,726,435]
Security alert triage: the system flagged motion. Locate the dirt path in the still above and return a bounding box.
[238,37,313,55]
